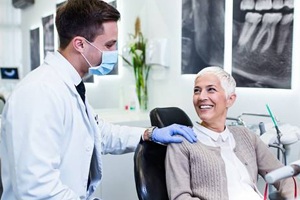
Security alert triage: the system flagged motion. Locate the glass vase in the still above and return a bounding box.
[137,83,148,111]
[134,65,149,112]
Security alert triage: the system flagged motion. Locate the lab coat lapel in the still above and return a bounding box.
[44,52,92,129]
[85,103,103,196]
[76,91,90,123]
[45,52,103,195]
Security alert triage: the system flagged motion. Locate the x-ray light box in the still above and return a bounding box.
[0,67,20,80]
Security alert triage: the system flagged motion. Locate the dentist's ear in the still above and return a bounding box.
[73,36,85,52]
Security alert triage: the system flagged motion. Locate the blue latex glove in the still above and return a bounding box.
[151,124,197,144]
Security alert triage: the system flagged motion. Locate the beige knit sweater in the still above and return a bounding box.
[165,125,299,200]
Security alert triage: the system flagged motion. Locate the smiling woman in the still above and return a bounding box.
[165,66,299,200]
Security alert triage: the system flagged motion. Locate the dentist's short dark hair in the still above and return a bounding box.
[56,0,120,49]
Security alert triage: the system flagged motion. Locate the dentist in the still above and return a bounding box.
[0,0,197,199]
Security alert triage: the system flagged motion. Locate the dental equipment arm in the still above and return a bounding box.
[265,160,300,184]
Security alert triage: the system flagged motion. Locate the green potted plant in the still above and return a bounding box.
[122,17,151,111]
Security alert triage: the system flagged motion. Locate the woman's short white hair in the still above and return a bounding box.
[195,66,236,97]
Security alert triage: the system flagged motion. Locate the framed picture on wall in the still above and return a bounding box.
[107,0,118,76]
[181,0,225,74]
[181,0,294,89]
[56,1,66,8]
[42,14,55,58]
[231,0,294,89]
[30,27,40,71]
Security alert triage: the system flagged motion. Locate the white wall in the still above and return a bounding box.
[1,0,299,199]
[120,0,300,128]
[0,0,22,97]
[16,0,300,128]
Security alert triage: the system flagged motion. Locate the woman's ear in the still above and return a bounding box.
[226,93,236,108]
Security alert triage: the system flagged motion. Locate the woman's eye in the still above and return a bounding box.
[194,88,200,94]
[207,87,216,92]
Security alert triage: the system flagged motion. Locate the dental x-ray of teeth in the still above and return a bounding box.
[181,0,294,89]
[181,0,225,74]
[232,0,294,89]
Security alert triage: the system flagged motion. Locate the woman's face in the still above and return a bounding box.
[193,74,235,128]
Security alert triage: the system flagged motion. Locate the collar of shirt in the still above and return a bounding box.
[54,51,82,86]
[193,122,235,149]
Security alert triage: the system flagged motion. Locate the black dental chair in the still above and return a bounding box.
[133,107,193,200]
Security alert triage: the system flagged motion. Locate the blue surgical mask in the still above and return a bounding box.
[81,40,118,76]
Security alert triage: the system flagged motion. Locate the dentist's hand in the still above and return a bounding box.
[151,124,197,144]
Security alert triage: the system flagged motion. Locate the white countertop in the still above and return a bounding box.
[94,108,150,127]
[0,108,151,130]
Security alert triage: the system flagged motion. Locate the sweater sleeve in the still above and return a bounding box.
[165,142,200,200]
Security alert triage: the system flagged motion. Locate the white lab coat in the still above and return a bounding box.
[0,51,144,200]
